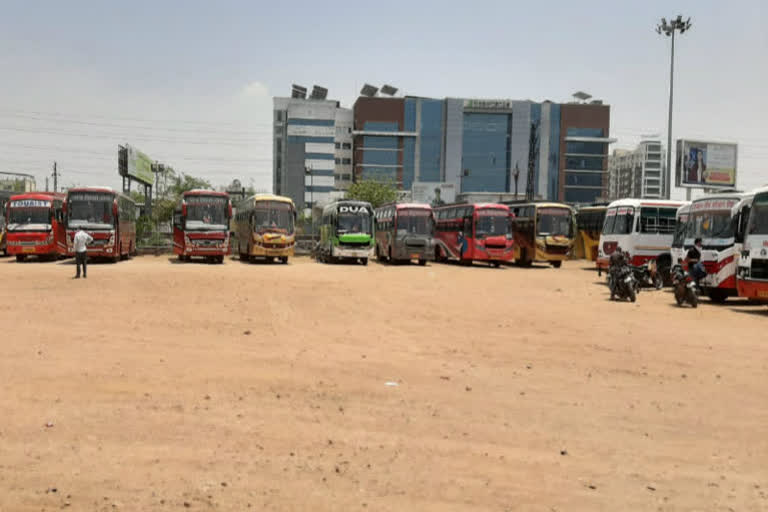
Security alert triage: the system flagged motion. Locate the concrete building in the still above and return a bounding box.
[607,140,667,200]
[0,172,36,193]
[273,95,352,213]
[352,95,614,204]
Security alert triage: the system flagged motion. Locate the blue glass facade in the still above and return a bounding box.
[567,127,604,137]
[566,141,606,154]
[364,121,399,132]
[565,155,603,170]
[287,118,335,126]
[461,113,510,192]
[547,104,561,200]
[564,188,601,203]
[530,103,541,196]
[419,99,443,183]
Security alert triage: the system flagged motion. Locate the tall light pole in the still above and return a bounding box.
[305,165,314,236]
[656,15,692,199]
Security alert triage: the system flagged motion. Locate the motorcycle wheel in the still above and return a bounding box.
[675,287,685,306]
[653,275,663,290]
[687,289,698,308]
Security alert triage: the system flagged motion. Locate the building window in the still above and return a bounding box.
[565,172,603,187]
[566,156,604,170]
[342,142,352,150]
[276,139,282,153]
[566,141,606,155]
[276,111,283,122]
[567,127,604,137]
[335,142,340,149]
[335,158,341,164]
[342,158,351,165]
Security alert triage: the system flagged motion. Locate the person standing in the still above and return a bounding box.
[73,228,93,279]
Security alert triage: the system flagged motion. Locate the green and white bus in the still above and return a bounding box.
[315,200,375,265]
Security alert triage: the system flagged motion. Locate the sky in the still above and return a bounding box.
[1,0,766,200]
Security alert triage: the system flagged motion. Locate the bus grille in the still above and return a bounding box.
[340,241,369,248]
[406,239,426,248]
[546,245,570,255]
[751,259,768,279]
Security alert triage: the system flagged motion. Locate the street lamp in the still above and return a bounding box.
[656,14,692,199]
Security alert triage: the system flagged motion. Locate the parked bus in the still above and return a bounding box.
[64,187,136,261]
[597,199,686,281]
[5,192,66,262]
[574,205,607,261]
[433,202,514,267]
[682,191,755,302]
[316,200,374,265]
[506,202,575,268]
[0,190,11,256]
[234,194,295,263]
[374,202,434,265]
[670,203,691,266]
[737,186,768,302]
[172,190,232,263]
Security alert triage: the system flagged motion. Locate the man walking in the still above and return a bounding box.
[73,228,93,279]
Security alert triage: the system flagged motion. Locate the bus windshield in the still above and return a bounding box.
[603,207,634,235]
[476,209,509,238]
[672,215,688,247]
[537,208,573,237]
[397,209,432,236]
[8,202,51,231]
[686,211,734,240]
[68,193,114,230]
[254,201,294,234]
[338,213,371,234]
[186,196,228,231]
[747,196,768,235]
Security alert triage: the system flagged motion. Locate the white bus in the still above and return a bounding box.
[684,191,755,303]
[597,198,687,282]
[737,186,768,302]
[670,203,691,266]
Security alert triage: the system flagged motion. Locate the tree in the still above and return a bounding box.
[345,180,398,208]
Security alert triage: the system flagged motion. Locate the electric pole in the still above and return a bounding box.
[52,161,58,192]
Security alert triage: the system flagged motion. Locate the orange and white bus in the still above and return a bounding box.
[5,192,66,262]
[64,187,136,261]
[737,186,768,302]
[597,198,687,281]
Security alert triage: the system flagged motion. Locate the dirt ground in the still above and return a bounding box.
[0,255,766,511]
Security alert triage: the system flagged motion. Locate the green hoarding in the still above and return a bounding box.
[126,144,155,185]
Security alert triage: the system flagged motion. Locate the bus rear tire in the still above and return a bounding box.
[280,256,288,264]
[418,259,426,266]
[551,260,562,268]
[709,289,728,304]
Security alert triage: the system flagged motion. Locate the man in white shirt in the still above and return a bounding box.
[73,229,93,279]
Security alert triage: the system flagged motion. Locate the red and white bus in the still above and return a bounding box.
[433,203,514,267]
[374,202,434,265]
[737,186,768,302]
[597,198,687,281]
[5,192,66,262]
[683,191,755,303]
[64,187,136,261]
[172,190,232,263]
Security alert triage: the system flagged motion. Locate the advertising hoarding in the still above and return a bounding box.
[675,139,737,189]
[411,182,456,206]
[119,144,155,186]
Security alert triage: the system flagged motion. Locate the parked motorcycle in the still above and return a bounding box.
[609,264,637,302]
[672,264,698,308]
[632,260,663,290]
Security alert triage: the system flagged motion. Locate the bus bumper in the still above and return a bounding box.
[737,278,768,301]
[332,246,373,259]
[251,246,294,258]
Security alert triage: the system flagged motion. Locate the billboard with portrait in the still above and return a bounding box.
[675,139,737,189]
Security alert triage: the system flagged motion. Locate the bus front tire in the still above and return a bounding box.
[551,260,562,268]
[709,289,728,304]
[361,258,368,266]
[418,259,427,266]
[16,255,26,262]
[280,256,288,264]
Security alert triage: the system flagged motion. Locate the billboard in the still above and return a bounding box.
[119,144,155,185]
[411,182,456,206]
[676,139,737,189]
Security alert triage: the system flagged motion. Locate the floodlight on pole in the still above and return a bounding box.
[656,14,692,199]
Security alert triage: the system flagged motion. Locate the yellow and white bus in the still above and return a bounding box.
[507,201,576,268]
[234,194,296,263]
[574,205,607,261]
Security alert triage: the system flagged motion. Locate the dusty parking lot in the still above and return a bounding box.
[0,255,766,511]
